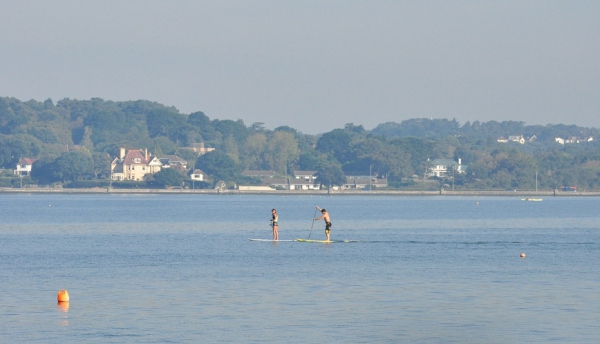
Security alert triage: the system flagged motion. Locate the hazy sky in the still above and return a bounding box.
[1,1,599,134]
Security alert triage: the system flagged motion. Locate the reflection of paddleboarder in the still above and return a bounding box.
[270,209,279,240]
[313,206,331,242]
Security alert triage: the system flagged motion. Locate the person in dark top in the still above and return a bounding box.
[271,208,279,240]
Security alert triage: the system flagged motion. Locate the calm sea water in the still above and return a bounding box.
[1,194,599,343]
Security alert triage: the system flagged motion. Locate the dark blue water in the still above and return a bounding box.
[1,194,599,343]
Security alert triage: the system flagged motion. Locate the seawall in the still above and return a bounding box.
[1,187,598,197]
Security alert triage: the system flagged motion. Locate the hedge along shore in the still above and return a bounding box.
[1,187,599,197]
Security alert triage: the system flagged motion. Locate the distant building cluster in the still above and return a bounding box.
[12,150,457,190]
[554,137,594,145]
[497,135,594,145]
[497,135,536,144]
[239,170,388,190]
[12,134,595,191]
[110,146,208,182]
[241,170,321,190]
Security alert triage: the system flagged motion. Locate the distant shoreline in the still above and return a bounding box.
[1,187,598,197]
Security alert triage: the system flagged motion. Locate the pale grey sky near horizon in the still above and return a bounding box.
[1,1,599,134]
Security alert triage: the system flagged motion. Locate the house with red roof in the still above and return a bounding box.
[111,147,162,181]
[14,158,37,176]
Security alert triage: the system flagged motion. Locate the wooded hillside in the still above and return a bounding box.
[2,96,599,190]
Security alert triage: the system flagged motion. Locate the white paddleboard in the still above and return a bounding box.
[249,238,295,242]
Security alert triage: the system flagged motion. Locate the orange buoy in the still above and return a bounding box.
[57,289,70,302]
[520,253,526,258]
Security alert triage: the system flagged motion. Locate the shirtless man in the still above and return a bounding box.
[314,205,332,242]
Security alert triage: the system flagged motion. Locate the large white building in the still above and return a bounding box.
[111,148,162,181]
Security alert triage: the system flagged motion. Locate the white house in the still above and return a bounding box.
[289,178,320,190]
[190,169,207,181]
[427,158,466,178]
[14,158,37,176]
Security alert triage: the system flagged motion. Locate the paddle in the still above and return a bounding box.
[308,206,318,239]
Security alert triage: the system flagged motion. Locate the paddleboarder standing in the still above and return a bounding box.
[314,206,331,242]
[271,208,279,240]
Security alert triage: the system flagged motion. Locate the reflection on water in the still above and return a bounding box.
[57,302,69,327]
[57,301,69,313]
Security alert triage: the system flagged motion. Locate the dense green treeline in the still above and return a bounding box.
[372,118,600,143]
[1,96,599,190]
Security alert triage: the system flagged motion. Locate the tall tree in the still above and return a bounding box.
[31,156,57,184]
[146,109,187,141]
[0,134,42,168]
[196,151,243,183]
[266,131,299,175]
[316,129,353,163]
[51,151,94,182]
[241,133,268,170]
[315,160,345,187]
[92,152,112,179]
[222,136,240,162]
[213,119,249,144]
[153,168,183,187]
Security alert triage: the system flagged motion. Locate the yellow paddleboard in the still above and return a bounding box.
[296,238,334,243]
